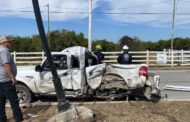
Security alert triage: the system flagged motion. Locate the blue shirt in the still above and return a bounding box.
[117,51,132,64]
[94,51,104,64]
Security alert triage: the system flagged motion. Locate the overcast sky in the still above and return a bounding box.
[0,0,190,42]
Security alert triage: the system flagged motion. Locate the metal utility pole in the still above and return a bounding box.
[32,0,69,112]
[46,4,51,49]
[88,0,92,51]
[171,0,176,67]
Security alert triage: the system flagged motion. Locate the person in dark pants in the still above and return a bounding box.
[117,45,132,64]
[94,45,104,64]
[0,36,23,122]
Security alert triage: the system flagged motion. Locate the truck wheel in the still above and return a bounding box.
[144,86,161,101]
[144,86,152,100]
[16,84,32,104]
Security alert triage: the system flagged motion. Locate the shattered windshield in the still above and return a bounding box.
[43,54,68,70]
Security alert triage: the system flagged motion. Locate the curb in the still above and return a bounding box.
[5,99,190,107]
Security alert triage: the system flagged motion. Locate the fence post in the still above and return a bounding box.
[171,50,174,67]
[146,50,149,65]
[181,49,184,64]
[163,49,167,64]
[168,49,174,67]
[42,51,45,61]
[163,48,166,54]
[168,49,171,60]
[13,51,16,63]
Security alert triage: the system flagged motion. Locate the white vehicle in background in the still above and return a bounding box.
[16,46,160,104]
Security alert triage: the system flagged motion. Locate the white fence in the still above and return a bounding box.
[11,51,45,65]
[11,50,190,66]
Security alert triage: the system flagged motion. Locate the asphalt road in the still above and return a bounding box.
[151,70,190,100]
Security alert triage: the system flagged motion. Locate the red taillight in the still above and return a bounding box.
[139,66,148,77]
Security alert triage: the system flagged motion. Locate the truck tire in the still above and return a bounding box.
[144,86,152,100]
[16,84,32,104]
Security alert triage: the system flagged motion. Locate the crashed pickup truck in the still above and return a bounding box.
[16,46,160,103]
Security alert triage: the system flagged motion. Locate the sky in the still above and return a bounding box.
[0,0,190,42]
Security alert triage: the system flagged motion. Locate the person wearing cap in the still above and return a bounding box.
[94,45,104,64]
[117,45,132,64]
[0,36,23,122]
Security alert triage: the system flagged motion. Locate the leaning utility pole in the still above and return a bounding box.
[32,0,69,112]
[88,0,92,51]
[171,0,176,67]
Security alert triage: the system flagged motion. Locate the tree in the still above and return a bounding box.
[129,36,145,51]
[92,39,119,52]
[118,36,145,51]
[9,29,190,52]
[49,29,88,51]
[119,35,133,47]
[12,36,35,52]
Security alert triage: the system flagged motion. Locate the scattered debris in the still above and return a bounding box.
[47,105,95,122]
[27,113,39,118]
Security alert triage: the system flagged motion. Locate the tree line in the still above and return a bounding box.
[10,29,190,52]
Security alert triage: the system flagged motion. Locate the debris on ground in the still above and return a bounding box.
[6,101,190,122]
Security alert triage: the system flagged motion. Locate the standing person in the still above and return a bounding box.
[117,45,132,64]
[0,36,23,122]
[94,45,104,64]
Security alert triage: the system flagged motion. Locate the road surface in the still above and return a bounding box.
[152,70,190,100]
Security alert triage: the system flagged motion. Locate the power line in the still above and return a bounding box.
[0,0,188,12]
[95,0,171,11]
[180,0,190,3]
[0,6,33,11]
[50,6,88,10]
[47,0,172,11]
[0,10,33,13]
[0,10,190,15]
[0,0,187,14]
[95,12,190,15]
[0,0,172,12]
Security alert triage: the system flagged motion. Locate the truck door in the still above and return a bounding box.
[69,55,83,90]
[86,64,106,90]
[36,54,72,93]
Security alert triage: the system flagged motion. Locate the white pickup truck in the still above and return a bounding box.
[16,46,160,103]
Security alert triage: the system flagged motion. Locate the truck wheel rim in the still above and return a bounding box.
[16,90,26,103]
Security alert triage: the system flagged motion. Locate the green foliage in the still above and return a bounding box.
[31,35,42,51]
[10,29,88,52]
[8,29,190,52]
[11,36,35,52]
[92,39,120,52]
[119,35,133,46]
[143,41,156,51]
[49,30,88,51]
[144,37,190,51]
[118,36,145,51]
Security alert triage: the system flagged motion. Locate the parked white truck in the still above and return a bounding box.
[16,46,160,103]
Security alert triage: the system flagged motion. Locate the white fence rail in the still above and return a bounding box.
[11,51,45,65]
[11,50,190,66]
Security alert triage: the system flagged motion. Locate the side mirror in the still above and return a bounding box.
[35,65,43,72]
